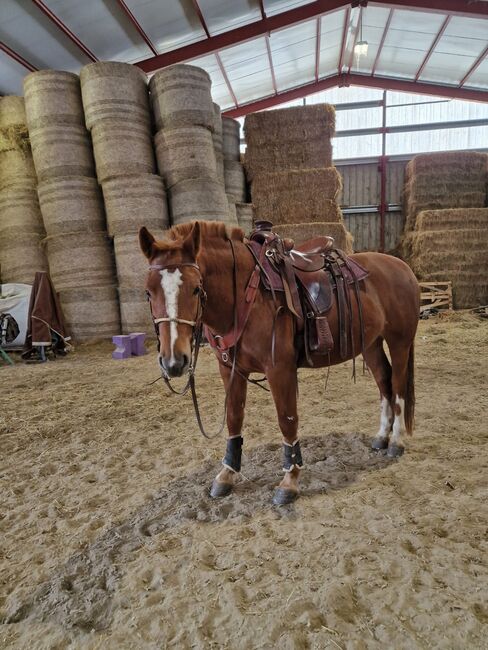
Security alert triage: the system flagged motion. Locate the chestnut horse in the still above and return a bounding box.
[140,221,419,505]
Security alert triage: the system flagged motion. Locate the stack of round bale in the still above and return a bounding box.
[151,64,236,228]
[80,61,169,336]
[0,96,48,284]
[24,70,119,341]
[222,115,253,234]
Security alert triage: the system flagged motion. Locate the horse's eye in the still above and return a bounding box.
[193,286,200,295]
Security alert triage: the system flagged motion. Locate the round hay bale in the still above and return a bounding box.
[29,124,95,180]
[0,231,48,284]
[227,197,237,223]
[58,285,120,342]
[212,103,223,153]
[224,160,246,202]
[80,62,150,130]
[0,149,37,190]
[23,70,84,131]
[236,202,254,234]
[154,125,217,188]
[118,287,154,335]
[273,222,354,255]
[101,174,169,236]
[0,186,45,237]
[215,152,225,184]
[44,231,116,291]
[222,117,240,161]
[37,177,106,236]
[114,230,167,288]
[0,96,26,128]
[91,119,155,182]
[169,178,232,225]
[149,64,213,131]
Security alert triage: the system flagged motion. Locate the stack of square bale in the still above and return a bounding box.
[151,64,236,227]
[244,105,352,252]
[24,70,119,341]
[0,95,48,284]
[221,116,252,233]
[400,152,488,308]
[81,61,169,336]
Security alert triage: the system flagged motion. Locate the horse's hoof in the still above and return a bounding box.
[272,487,298,506]
[371,436,389,451]
[387,443,404,458]
[210,480,233,498]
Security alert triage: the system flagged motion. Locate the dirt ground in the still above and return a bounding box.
[1,312,487,649]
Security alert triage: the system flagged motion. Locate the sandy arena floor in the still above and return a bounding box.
[1,312,487,649]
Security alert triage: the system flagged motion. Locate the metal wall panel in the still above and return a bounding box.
[386,160,407,204]
[384,211,405,252]
[336,163,380,207]
[344,211,404,252]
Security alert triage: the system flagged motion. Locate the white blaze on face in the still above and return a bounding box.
[377,396,392,439]
[160,269,183,363]
[391,395,405,444]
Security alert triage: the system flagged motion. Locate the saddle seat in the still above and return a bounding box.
[295,236,335,256]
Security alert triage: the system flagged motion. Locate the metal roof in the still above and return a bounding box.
[1,1,487,112]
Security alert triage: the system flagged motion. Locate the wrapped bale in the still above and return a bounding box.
[149,64,214,132]
[29,124,95,180]
[169,178,234,225]
[91,119,155,182]
[273,222,353,255]
[244,141,333,181]
[113,230,167,288]
[224,160,246,202]
[251,168,341,223]
[154,125,217,188]
[44,231,116,291]
[227,197,237,223]
[37,177,106,236]
[102,174,169,236]
[80,62,150,130]
[58,286,120,342]
[244,105,335,146]
[236,202,254,235]
[118,287,153,335]
[0,186,45,236]
[23,70,85,131]
[222,117,240,161]
[212,103,224,182]
[0,231,48,284]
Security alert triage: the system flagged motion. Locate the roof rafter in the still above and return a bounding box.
[0,41,38,72]
[114,0,158,56]
[258,1,278,96]
[459,43,488,87]
[414,14,451,81]
[371,8,393,76]
[337,7,350,74]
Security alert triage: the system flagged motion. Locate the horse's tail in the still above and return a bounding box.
[404,342,415,435]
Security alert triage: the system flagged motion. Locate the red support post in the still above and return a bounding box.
[415,15,451,81]
[0,41,38,72]
[315,16,321,81]
[371,9,393,76]
[30,0,97,62]
[459,43,488,87]
[378,90,387,252]
[115,0,158,56]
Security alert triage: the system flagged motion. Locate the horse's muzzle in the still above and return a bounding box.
[159,354,189,378]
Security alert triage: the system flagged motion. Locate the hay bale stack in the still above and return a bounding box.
[58,286,120,342]
[80,62,150,130]
[29,124,96,180]
[212,103,224,183]
[149,64,214,131]
[155,126,217,187]
[222,117,241,161]
[169,178,235,225]
[273,223,353,255]
[118,287,153,334]
[0,95,47,284]
[224,160,246,202]
[404,207,488,308]
[236,203,254,235]
[24,70,85,130]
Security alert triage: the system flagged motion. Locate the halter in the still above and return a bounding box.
[149,262,204,329]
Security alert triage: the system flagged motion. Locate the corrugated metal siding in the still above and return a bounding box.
[384,212,405,252]
[343,211,405,252]
[386,161,407,204]
[337,163,380,207]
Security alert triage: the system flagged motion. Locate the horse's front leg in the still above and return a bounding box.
[267,365,302,505]
[209,364,248,498]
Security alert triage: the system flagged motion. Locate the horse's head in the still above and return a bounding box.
[139,222,204,378]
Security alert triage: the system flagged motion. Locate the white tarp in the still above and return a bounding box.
[0,283,32,348]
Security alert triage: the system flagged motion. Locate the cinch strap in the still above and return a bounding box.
[282,439,304,472]
[222,435,243,473]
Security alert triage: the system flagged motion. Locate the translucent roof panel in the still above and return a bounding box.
[197,0,261,36]
[270,20,316,91]
[349,7,392,75]
[419,17,488,85]
[124,0,206,54]
[42,0,152,63]
[0,0,89,71]
[189,53,234,109]
[263,0,315,17]
[0,51,28,95]
[218,38,274,105]
[467,58,488,90]
[376,10,447,79]
[318,9,345,78]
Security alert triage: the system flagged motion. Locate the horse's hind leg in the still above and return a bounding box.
[385,338,415,458]
[363,338,393,451]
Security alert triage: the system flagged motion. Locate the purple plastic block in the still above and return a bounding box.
[130,332,147,356]
[112,335,132,360]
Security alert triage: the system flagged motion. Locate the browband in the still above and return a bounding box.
[148,262,201,272]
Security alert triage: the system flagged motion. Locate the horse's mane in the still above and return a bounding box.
[154,221,244,251]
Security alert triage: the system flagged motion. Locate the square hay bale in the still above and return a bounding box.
[415,208,488,232]
[403,191,486,232]
[405,151,488,180]
[251,168,342,224]
[244,140,333,180]
[244,105,335,146]
[273,222,353,255]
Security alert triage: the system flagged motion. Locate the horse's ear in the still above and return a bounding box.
[139,226,155,259]
[182,221,201,259]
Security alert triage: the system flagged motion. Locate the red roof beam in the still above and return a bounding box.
[337,7,350,74]
[459,43,488,87]
[414,15,451,81]
[115,0,158,56]
[371,8,393,76]
[347,7,362,74]
[0,41,38,72]
[30,0,97,62]
[258,0,278,95]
